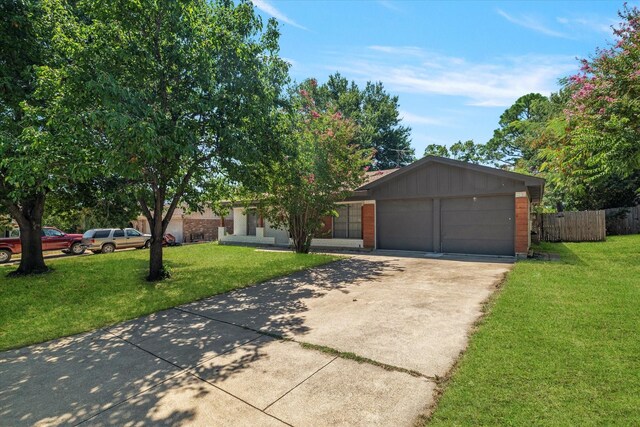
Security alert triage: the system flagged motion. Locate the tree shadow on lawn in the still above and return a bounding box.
[0,256,398,426]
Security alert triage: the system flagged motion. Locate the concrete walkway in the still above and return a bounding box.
[0,254,512,426]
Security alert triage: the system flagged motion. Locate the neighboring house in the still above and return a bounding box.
[219,156,544,258]
[1,217,17,238]
[133,208,233,244]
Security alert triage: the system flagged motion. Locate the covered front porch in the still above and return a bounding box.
[218,202,376,249]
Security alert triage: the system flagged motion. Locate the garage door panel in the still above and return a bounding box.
[442,238,512,256]
[442,196,508,210]
[442,211,514,227]
[166,221,184,243]
[377,199,433,251]
[442,224,513,240]
[441,196,514,256]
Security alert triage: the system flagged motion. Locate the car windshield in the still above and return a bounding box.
[82,230,94,238]
[126,229,141,237]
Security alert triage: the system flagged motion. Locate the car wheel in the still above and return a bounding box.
[101,243,115,254]
[69,242,86,255]
[0,249,11,264]
[144,240,151,249]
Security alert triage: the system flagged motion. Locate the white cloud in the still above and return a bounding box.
[251,0,307,30]
[281,57,298,67]
[326,47,576,107]
[399,110,449,126]
[369,45,424,56]
[377,1,402,12]
[556,15,617,34]
[497,9,569,38]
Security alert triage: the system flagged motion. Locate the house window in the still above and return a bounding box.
[333,204,362,239]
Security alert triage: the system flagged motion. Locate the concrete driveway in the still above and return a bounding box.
[0,253,512,426]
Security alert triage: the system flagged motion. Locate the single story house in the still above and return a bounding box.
[133,208,233,244]
[218,156,544,258]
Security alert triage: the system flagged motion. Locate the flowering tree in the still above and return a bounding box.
[560,5,640,191]
[258,86,371,253]
[296,74,414,170]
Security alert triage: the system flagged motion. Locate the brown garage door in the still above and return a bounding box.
[377,199,433,251]
[441,195,514,256]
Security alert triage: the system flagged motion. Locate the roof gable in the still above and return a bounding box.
[356,156,545,202]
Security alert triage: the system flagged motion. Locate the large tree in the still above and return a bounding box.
[77,0,288,280]
[0,0,91,274]
[484,93,552,171]
[298,73,414,170]
[257,87,370,253]
[558,5,640,197]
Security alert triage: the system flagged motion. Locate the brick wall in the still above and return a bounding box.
[183,218,233,242]
[362,204,375,249]
[314,215,333,238]
[515,193,530,256]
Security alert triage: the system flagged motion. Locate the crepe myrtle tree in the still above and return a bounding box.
[296,74,414,170]
[80,0,288,280]
[0,0,92,274]
[561,5,640,188]
[257,86,371,253]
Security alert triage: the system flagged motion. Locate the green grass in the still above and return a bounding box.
[0,244,338,351]
[427,235,640,426]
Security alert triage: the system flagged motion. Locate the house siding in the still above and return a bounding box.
[369,162,528,201]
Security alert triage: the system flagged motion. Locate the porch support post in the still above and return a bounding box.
[233,207,247,236]
[362,202,375,249]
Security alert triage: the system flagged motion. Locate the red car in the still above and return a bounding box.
[0,227,85,264]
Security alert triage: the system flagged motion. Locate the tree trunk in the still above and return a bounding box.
[8,195,48,275]
[16,220,48,275]
[289,214,312,254]
[292,234,310,253]
[147,214,166,281]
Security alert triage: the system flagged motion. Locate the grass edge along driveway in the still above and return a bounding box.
[0,244,339,351]
[425,235,640,426]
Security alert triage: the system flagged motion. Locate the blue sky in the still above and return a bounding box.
[250,0,626,156]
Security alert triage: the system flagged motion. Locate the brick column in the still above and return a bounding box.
[362,203,375,249]
[317,215,333,238]
[515,192,529,258]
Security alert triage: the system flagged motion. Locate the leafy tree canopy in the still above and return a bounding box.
[297,73,414,170]
[556,4,640,191]
[69,0,289,280]
[0,0,93,274]
[257,87,371,253]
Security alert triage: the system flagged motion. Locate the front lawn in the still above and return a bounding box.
[428,235,640,425]
[0,244,338,351]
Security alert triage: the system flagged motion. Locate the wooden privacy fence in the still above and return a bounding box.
[605,206,640,235]
[539,210,606,242]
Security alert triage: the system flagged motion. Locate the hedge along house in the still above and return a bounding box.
[219,156,544,257]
